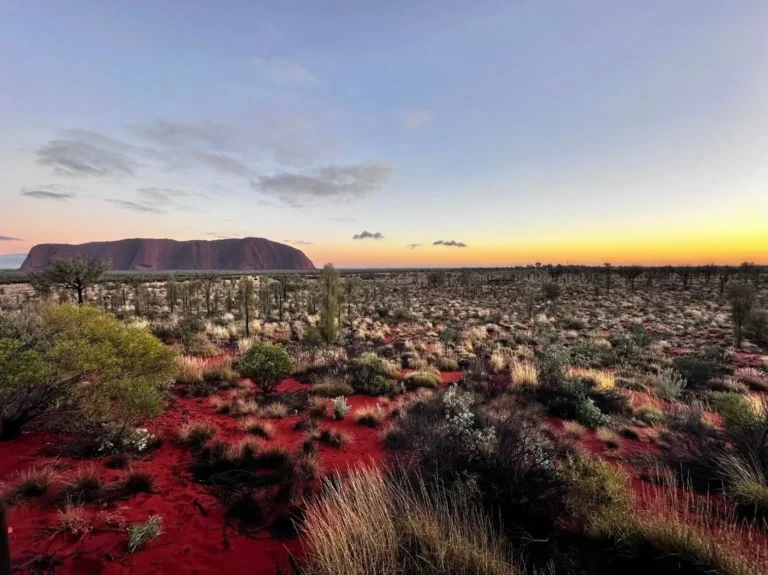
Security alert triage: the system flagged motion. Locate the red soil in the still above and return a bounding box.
[0,375,394,574]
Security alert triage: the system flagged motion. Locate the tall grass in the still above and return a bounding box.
[302,466,518,575]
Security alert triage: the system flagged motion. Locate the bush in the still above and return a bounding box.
[536,343,569,384]
[564,455,631,531]
[1,303,177,440]
[650,368,686,400]
[746,309,768,347]
[332,396,349,420]
[576,398,611,429]
[127,515,163,553]
[402,370,442,390]
[236,343,292,394]
[351,353,399,396]
[312,376,354,397]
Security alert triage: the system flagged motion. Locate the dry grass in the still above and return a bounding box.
[4,463,61,502]
[259,402,290,419]
[734,367,768,391]
[595,427,622,450]
[225,437,262,461]
[55,502,93,536]
[177,355,205,384]
[314,428,352,448]
[302,466,518,575]
[354,405,386,428]
[241,417,275,439]
[510,360,538,385]
[561,420,587,440]
[177,420,217,447]
[568,367,616,390]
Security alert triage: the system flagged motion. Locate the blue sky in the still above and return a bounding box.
[1,1,767,268]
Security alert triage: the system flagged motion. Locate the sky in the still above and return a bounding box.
[1,1,767,269]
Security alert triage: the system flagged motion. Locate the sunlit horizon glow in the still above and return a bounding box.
[1,2,767,269]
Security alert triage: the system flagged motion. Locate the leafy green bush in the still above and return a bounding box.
[564,455,631,531]
[746,309,768,348]
[1,303,177,441]
[576,398,611,428]
[351,352,399,396]
[236,343,292,394]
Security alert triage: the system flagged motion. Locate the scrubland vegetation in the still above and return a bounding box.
[1,259,767,574]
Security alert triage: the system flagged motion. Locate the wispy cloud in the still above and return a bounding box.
[402,108,432,130]
[253,162,392,207]
[407,243,422,250]
[0,235,24,241]
[353,231,384,240]
[329,217,356,223]
[283,239,313,245]
[105,199,164,214]
[433,240,468,248]
[20,185,76,201]
[250,57,319,86]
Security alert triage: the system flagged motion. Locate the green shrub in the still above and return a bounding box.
[402,370,442,390]
[564,455,631,531]
[711,392,757,429]
[351,353,399,396]
[650,368,686,400]
[576,398,611,429]
[236,343,292,394]
[312,376,354,397]
[1,303,177,441]
[746,309,768,347]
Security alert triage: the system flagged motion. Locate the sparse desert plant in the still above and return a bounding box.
[312,376,354,397]
[315,428,352,448]
[308,396,329,419]
[5,463,61,501]
[302,465,518,575]
[65,464,103,500]
[437,357,460,371]
[354,405,385,428]
[563,454,632,531]
[633,404,664,426]
[177,355,205,384]
[351,352,400,396]
[402,370,442,390]
[259,401,289,419]
[56,502,93,536]
[116,467,155,495]
[561,420,586,441]
[734,367,768,391]
[595,427,622,450]
[177,420,217,447]
[332,396,349,420]
[567,367,615,390]
[241,417,275,439]
[126,515,163,553]
[202,358,237,382]
[510,359,538,385]
[650,368,686,400]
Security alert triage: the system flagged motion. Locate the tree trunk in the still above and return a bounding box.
[77,286,84,304]
[0,503,10,575]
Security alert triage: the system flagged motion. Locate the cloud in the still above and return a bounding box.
[193,151,251,178]
[353,231,384,240]
[329,217,356,223]
[36,131,140,177]
[20,186,76,201]
[283,239,313,245]
[433,240,468,248]
[136,187,190,204]
[402,108,432,130]
[105,199,165,214]
[407,243,422,250]
[0,236,23,241]
[253,162,392,207]
[250,57,319,86]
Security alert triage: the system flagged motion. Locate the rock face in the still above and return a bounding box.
[20,237,316,271]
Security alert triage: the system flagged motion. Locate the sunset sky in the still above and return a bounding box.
[1,1,767,269]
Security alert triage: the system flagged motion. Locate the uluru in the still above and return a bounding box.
[20,237,316,271]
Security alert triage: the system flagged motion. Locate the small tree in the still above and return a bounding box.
[236,343,292,394]
[727,283,756,349]
[541,281,562,315]
[319,263,340,343]
[238,277,255,337]
[38,256,109,304]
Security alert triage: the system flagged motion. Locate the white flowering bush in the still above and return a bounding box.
[442,385,496,456]
[332,396,350,420]
[98,426,156,454]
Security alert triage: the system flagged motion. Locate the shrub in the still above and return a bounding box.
[1,303,178,440]
[4,463,60,502]
[127,515,163,553]
[437,357,460,371]
[536,343,569,384]
[633,404,663,427]
[567,367,615,390]
[650,368,686,400]
[259,402,289,419]
[331,396,349,420]
[351,353,399,396]
[746,309,768,347]
[308,397,329,419]
[177,355,205,384]
[65,464,103,501]
[314,428,352,448]
[116,467,155,496]
[56,503,93,536]
[236,343,292,394]
[563,455,631,532]
[202,359,237,382]
[177,420,217,448]
[734,367,768,392]
[576,398,611,429]
[402,370,442,390]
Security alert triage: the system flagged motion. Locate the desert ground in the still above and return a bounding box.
[1,264,767,574]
